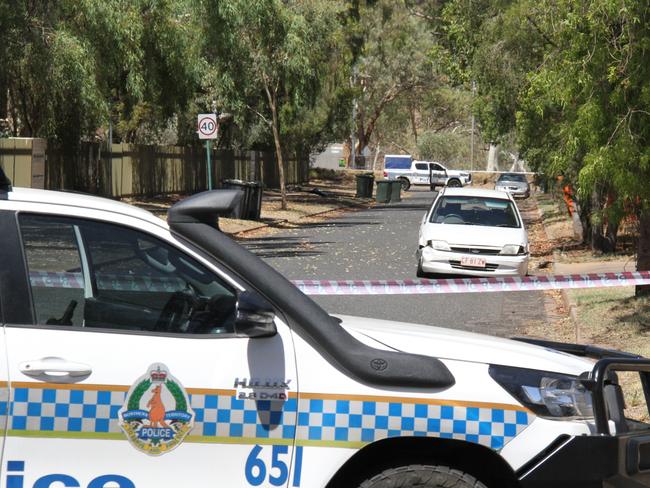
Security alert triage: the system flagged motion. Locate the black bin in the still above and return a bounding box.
[355,174,374,198]
[222,179,263,220]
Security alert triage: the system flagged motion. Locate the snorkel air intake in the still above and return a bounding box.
[168,190,455,390]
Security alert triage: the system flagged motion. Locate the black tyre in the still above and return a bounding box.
[360,465,487,488]
[399,178,411,191]
[447,179,462,188]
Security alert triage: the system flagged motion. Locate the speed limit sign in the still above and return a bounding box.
[197,113,218,139]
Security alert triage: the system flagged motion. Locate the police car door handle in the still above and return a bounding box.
[19,357,92,383]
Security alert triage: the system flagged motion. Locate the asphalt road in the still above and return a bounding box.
[243,188,548,337]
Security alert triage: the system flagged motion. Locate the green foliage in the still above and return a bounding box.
[417,131,470,167]
[517,0,650,205]
[165,379,187,412]
[200,0,346,153]
[1,0,200,147]
[350,0,439,155]
[128,379,152,411]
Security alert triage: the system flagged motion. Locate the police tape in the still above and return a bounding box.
[28,271,185,292]
[28,270,650,295]
[292,272,650,295]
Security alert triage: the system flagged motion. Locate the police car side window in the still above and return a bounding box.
[415,163,428,170]
[20,216,86,326]
[19,215,237,335]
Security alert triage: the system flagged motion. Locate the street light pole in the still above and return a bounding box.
[205,101,219,191]
[351,103,356,169]
[470,80,476,172]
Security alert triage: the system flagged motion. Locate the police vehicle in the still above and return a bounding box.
[1,166,650,488]
[383,155,472,191]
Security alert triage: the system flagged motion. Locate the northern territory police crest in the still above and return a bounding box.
[119,363,194,455]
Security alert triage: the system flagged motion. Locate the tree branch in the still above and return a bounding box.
[246,105,271,127]
[526,15,557,48]
[607,109,631,146]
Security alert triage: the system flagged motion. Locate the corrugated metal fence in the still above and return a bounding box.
[0,138,308,197]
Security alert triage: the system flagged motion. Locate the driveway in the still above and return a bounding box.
[243,189,551,337]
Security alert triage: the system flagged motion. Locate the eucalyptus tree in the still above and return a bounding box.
[0,0,199,150]
[348,0,438,162]
[199,0,345,209]
[517,0,650,292]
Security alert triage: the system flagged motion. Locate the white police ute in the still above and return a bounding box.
[1,166,650,488]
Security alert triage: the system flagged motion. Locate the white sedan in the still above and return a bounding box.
[417,187,529,277]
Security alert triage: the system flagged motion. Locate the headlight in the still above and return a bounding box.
[489,365,593,419]
[427,240,451,251]
[499,244,525,255]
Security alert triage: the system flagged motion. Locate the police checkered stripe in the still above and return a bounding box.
[294,398,531,449]
[189,394,298,440]
[8,386,532,449]
[10,387,125,434]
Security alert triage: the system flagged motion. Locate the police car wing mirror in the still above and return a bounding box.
[234,290,277,338]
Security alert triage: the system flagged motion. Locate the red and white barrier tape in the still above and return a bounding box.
[29,272,185,292]
[29,270,650,295]
[293,272,650,295]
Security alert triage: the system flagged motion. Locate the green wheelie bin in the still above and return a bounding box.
[376,180,391,203]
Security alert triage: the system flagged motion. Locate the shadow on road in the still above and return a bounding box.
[294,220,381,229]
[372,204,430,211]
[243,236,332,259]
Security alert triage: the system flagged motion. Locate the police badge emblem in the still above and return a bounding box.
[119,363,194,455]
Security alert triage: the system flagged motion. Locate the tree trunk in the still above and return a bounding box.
[636,211,650,297]
[262,78,287,210]
[372,144,381,172]
[487,144,500,171]
[578,195,592,244]
[409,104,418,144]
[588,188,618,253]
[269,100,287,210]
[590,189,604,252]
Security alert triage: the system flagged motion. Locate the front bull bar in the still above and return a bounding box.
[518,357,650,487]
[582,357,650,436]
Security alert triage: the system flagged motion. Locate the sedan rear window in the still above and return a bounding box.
[429,196,521,228]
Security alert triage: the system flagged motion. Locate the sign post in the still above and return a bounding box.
[197,113,218,190]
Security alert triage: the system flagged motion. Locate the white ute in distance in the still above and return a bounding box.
[383,154,472,191]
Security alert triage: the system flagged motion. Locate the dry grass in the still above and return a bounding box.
[570,287,650,420]
[534,191,637,262]
[572,288,650,356]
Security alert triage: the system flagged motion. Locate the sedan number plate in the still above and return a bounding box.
[461,256,486,268]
